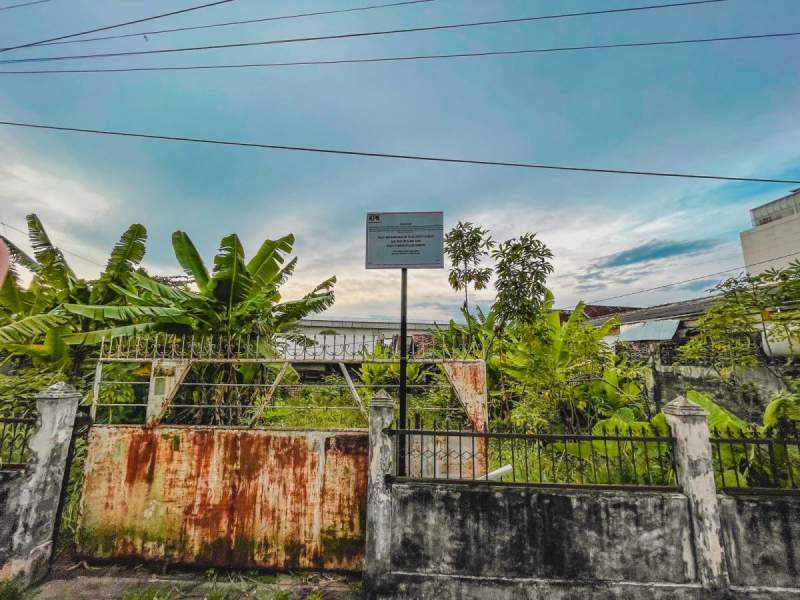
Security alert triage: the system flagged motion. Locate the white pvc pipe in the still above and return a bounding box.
[483,464,512,481]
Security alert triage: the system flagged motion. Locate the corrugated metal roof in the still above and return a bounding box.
[619,319,680,342]
[589,295,719,327]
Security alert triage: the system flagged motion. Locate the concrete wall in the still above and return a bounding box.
[365,395,800,599]
[0,383,81,587]
[654,364,785,420]
[77,426,369,571]
[389,483,694,583]
[720,495,800,588]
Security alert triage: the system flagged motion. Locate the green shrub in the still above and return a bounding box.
[0,580,22,600]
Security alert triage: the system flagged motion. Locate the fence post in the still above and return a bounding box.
[663,394,729,591]
[364,389,394,596]
[0,382,81,587]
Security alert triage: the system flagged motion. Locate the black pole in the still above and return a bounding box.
[398,267,408,476]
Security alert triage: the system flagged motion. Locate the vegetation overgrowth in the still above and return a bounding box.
[1,215,799,546]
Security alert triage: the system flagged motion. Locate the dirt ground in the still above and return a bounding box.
[25,564,363,600]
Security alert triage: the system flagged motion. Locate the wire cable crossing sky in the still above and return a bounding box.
[1,0,798,315]
[2,31,798,74]
[0,120,798,184]
[0,0,731,64]
[0,0,236,52]
[33,0,439,48]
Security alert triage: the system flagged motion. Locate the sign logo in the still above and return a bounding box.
[365,211,444,270]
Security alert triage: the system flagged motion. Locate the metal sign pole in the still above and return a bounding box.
[398,267,408,476]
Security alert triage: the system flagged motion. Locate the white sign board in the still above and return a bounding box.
[366,211,444,269]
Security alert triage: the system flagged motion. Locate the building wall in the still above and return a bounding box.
[296,319,438,338]
[740,211,800,275]
[372,482,800,599]
[388,483,695,583]
[653,364,785,420]
[78,426,369,571]
[720,495,800,588]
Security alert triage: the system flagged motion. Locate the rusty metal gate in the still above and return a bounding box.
[78,334,487,571]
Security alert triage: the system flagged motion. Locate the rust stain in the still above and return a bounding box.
[78,426,368,571]
[444,361,489,430]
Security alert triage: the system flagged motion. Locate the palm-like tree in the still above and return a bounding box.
[0,214,181,369]
[119,230,336,341]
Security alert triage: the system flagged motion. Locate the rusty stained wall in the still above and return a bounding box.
[78,426,368,571]
[442,361,488,431]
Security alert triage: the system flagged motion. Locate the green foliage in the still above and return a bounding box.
[444,221,494,311]
[686,389,747,435]
[0,580,22,600]
[0,215,161,370]
[118,587,174,600]
[119,231,335,340]
[0,367,63,415]
[491,233,553,326]
[763,381,800,428]
[688,389,800,489]
[677,302,761,382]
[679,260,800,386]
[498,293,632,431]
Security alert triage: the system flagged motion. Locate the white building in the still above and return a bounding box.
[740,189,800,275]
[296,318,444,338]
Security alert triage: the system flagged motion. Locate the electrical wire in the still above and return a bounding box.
[0,0,236,53]
[587,251,800,303]
[0,220,105,267]
[0,0,51,12]
[34,0,438,48]
[1,119,798,185]
[3,30,797,74]
[0,0,729,64]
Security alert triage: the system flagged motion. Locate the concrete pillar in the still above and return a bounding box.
[0,382,81,587]
[663,395,729,591]
[364,389,394,596]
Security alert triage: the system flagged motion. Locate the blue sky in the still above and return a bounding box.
[0,0,798,321]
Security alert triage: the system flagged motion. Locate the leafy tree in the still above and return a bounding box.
[118,230,336,340]
[491,233,553,326]
[678,260,800,401]
[444,221,494,313]
[499,294,625,431]
[0,215,179,371]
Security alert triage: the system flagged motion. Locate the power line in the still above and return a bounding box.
[0,0,235,54]
[0,0,51,12]
[0,220,105,267]
[34,0,437,48]
[1,119,799,185]
[587,251,800,303]
[0,0,729,64]
[4,30,798,75]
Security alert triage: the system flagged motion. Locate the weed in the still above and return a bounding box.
[118,586,173,600]
[305,594,324,600]
[0,580,22,600]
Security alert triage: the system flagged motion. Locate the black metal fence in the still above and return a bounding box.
[0,415,36,470]
[711,426,800,493]
[388,424,678,489]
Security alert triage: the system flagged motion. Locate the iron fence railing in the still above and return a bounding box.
[0,416,36,470]
[388,425,678,489]
[711,426,800,493]
[98,332,468,362]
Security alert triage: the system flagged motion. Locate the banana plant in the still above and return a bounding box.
[0,214,180,368]
[499,294,620,430]
[115,230,336,340]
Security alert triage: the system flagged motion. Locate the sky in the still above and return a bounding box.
[0,0,798,322]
